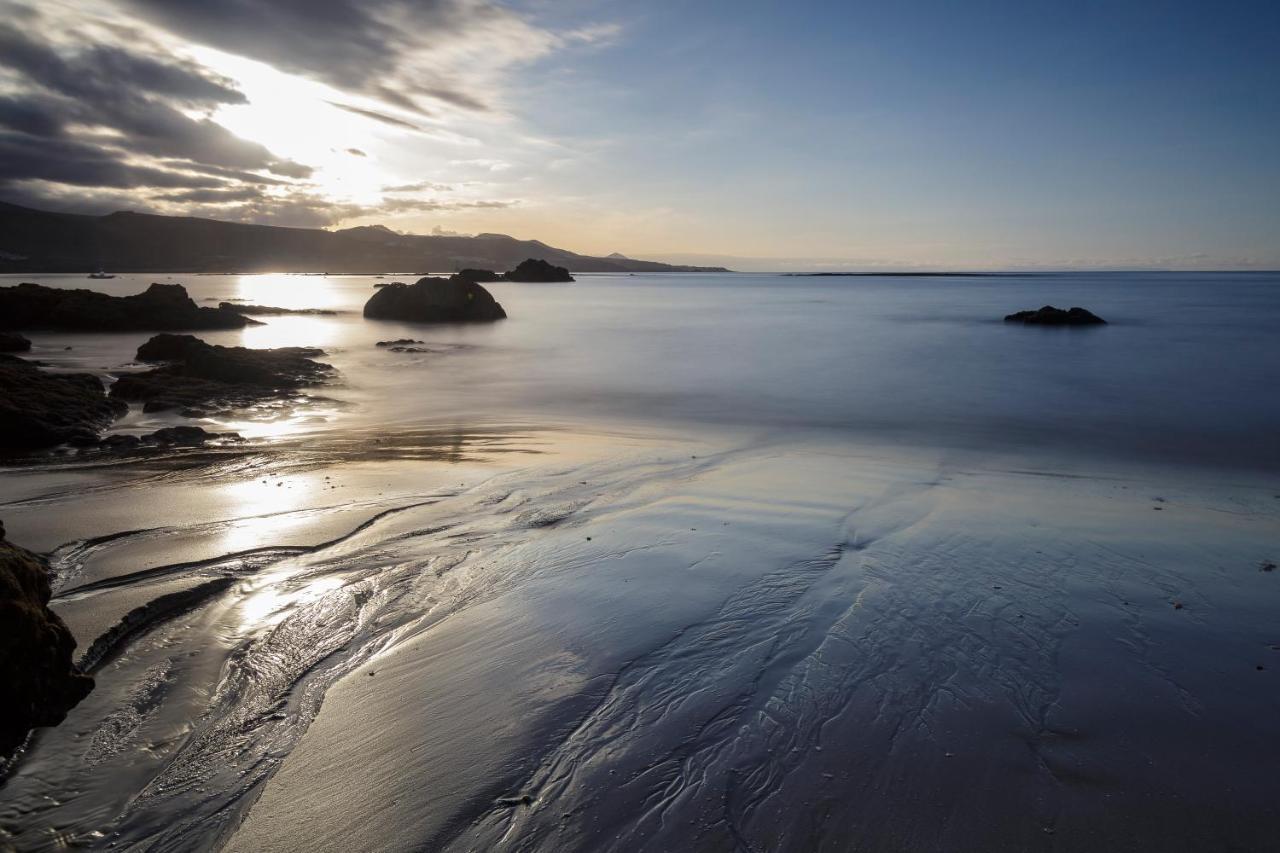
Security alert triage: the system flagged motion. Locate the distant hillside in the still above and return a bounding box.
[0,202,729,274]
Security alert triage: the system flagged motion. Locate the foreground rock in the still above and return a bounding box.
[0,354,125,449]
[0,282,255,331]
[504,258,574,282]
[0,332,31,352]
[1004,305,1107,325]
[110,334,334,414]
[363,277,507,323]
[0,523,94,758]
[218,302,339,316]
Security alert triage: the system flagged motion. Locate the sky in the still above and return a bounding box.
[0,0,1277,270]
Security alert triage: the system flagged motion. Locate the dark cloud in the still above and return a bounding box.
[0,23,309,176]
[121,0,569,115]
[328,102,424,131]
[0,132,225,189]
[0,16,315,219]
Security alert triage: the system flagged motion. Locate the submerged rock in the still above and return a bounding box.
[0,282,254,331]
[375,339,424,347]
[1004,305,1107,325]
[0,354,126,449]
[110,334,333,414]
[363,277,506,323]
[0,332,31,352]
[504,258,574,283]
[0,529,94,758]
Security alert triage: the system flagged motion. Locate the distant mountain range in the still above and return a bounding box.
[0,202,728,274]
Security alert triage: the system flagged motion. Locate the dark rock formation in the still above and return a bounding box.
[1004,305,1107,326]
[363,277,506,323]
[0,354,126,449]
[0,332,31,352]
[504,258,574,283]
[0,282,254,331]
[376,339,424,347]
[99,426,241,449]
[217,302,339,316]
[0,530,94,758]
[110,334,333,414]
[454,268,501,283]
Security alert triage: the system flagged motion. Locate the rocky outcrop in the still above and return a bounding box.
[0,525,94,758]
[1004,305,1107,325]
[0,354,126,449]
[0,332,31,352]
[504,258,574,282]
[362,277,507,323]
[110,334,333,415]
[99,426,241,450]
[454,268,502,283]
[0,282,254,332]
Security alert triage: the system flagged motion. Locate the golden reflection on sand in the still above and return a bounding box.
[215,475,318,554]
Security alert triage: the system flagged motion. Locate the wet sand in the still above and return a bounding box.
[2,428,1277,851]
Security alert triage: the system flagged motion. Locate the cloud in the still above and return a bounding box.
[0,15,311,195]
[382,181,454,193]
[0,1,620,228]
[449,158,512,172]
[328,101,424,131]
[378,197,517,213]
[124,0,615,116]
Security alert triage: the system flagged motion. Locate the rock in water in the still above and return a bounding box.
[217,302,338,316]
[1004,305,1107,325]
[0,354,126,449]
[0,529,94,758]
[504,258,574,282]
[453,268,502,283]
[0,332,31,352]
[110,334,333,414]
[0,282,254,331]
[363,277,507,323]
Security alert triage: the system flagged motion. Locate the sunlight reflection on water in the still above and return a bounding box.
[230,274,351,311]
[238,574,346,630]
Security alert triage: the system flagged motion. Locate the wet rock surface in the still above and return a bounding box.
[0,527,94,759]
[1004,305,1107,325]
[363,277,507,323]
[0,354,126,449]
[99,426,242,449]
[0,332,31,352]
[0,282,254,331]
[504,258,574,282]
[109,334,334,414]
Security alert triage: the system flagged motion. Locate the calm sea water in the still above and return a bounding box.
[7,270,1280,470]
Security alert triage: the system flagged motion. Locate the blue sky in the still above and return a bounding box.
[2,0,1277,268]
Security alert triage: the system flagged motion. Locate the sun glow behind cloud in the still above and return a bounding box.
[186,48,399,206]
